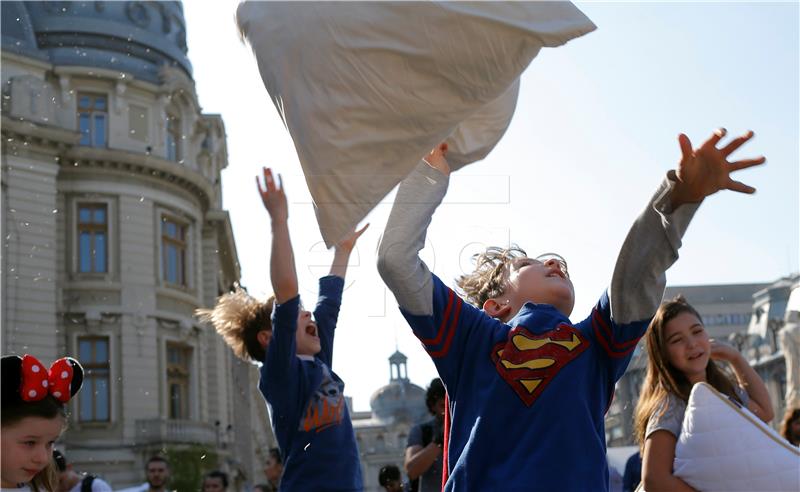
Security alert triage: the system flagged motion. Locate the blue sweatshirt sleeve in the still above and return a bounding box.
[314,275,344,368]
[401,274,505,398]
[586,290,648,383]
[260,295,305,419]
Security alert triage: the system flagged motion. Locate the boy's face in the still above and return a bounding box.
[499,256,575,318]
[295,308,321,356]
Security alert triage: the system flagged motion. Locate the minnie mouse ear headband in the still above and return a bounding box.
[1,354,84,405]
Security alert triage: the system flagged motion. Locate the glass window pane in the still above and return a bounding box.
[79,339,92,362]
[165,221,176,238]
[94,115,106,147]
[92,207,106,224]
[94,97,106,111]
[96,339,108,362]
[79,379,93,421]
[95,378,109,421]
[178,249,185,285]
[79,114,91,145]
[167,246,177,283]
[79,96,91,109]
[79,232,92,272]
[78,207,91,223]
[95,233,106,273]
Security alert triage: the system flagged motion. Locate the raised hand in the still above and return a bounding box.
[423,142,451,176]
[671,129,766,207]
[709,339,741,364]
[256,167,288,222]
[336,223,370,253]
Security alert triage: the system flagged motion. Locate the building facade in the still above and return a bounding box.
[353,351,429,492]
[1,2,274,487]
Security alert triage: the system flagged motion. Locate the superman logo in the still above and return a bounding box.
[490,324,589,406]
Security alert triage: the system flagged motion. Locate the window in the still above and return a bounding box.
[161,215,187,286]
[77,93,107,147]
[77,203,108,273]
[78,337,110,422]
[166,114,181,162]
[166,343,191,420]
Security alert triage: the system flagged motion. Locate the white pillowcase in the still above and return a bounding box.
[236,1,595,246]
[673,382,800,491]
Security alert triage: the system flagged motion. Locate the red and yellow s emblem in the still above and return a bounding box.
[491,324,589,406]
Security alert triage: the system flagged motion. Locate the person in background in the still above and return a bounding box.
[404,378,445,492]
[201,470,228,492]
[115,456,170,492]
[622,451,641,492]
[53,450,112,492]
[378,465,407,492]
[262,448,282,491]
[634,296,773,492]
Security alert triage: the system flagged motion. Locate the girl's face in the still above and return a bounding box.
[663,311,711,384]
[1,416,64,487]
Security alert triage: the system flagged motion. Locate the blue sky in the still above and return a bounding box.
[184,1,799,410]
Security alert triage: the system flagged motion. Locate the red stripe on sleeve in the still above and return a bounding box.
[428,297,462,359]
[419,289,455,346]
[593,309,640,350]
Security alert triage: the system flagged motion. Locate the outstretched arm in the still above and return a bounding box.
[710,340,775,423]
[610,129,765,324]
[256,167,297,303]
[377,145,450,315]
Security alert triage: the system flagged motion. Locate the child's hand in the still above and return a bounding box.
[709,339,742,364]
[336,223,370,253]
[671,129,766,208]
[256,167,288,222]
[423,142,451,176]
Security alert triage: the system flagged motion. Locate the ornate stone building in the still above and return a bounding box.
[353,350,428,491]
[1,2,274,487]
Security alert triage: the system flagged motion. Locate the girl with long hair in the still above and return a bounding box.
[633,296,774,491]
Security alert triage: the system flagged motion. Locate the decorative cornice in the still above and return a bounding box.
[61,145,215,209]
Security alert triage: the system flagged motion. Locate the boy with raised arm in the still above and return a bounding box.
[377,130,764,491]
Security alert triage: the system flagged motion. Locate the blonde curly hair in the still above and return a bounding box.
[195,286,274,362]
[456,246,527,308]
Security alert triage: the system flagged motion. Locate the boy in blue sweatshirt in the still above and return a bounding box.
[198,168,366,491]
[377,129,764,491]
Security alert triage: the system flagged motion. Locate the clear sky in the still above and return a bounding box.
[183,1,799,411]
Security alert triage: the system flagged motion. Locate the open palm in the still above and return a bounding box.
[674,129,766,204]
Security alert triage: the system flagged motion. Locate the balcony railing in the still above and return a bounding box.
[135,418,216,445]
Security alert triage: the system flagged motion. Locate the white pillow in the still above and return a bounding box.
[236,1,595,246]
[674,382,800,491]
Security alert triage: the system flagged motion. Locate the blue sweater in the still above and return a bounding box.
[259,275,363,491]
[401,274,648,492]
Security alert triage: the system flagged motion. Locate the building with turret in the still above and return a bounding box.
[353,350,428,491]
[1,1,274,488]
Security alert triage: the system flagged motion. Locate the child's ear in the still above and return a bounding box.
[483,299,512,320]
[257,330,272,348]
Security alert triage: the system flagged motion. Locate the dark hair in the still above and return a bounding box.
[378,465,401,486]
[268,447,282,464]
[252,485,270,492]
[425,378,446,414]
[204,470,229,488]
[781,406,800,446]
[146,455,169,469]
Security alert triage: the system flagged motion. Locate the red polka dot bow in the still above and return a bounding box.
[20,354,76,403]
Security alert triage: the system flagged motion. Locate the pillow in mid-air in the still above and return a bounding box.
[236,1,595,246]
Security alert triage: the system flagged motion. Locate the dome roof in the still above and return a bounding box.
[1,1,191,83]
[369,379,427,425]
